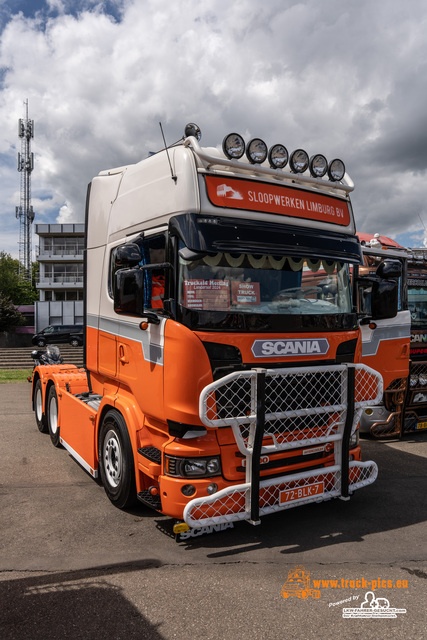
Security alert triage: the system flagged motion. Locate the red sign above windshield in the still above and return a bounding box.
[205,175,350,226]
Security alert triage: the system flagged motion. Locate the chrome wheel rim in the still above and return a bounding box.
[103,429,122,488]
[35,387,43,422]
[49,395,58,434]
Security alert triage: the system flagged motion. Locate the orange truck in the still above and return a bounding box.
[356,234,410,438]
[32,125,396,531]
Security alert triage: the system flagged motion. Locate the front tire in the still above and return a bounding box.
[37,339,46,347]
[47,385,61,447]
[33,379,48,433]
[98,410,136,509]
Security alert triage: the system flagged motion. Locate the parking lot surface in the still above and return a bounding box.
[1,383,426,639]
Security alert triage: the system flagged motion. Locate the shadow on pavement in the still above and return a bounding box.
[0,560,164,640]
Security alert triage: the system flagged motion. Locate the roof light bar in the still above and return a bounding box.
[219,131,346,184]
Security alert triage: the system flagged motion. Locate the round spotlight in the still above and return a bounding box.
[207,483,218,495]
[246,138,268,164]
[222,133,245,159]
[184,123,201,141]
[289,149,309,173]
[181,484,196,497]
[309,154,328,178]
[328,158,346,182]
[268,144,288,169]
[410,374,419,388]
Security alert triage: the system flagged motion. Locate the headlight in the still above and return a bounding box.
[289,149,309,173]
[246,138,268,164]
[349,430,359,448]
[410,374,419,388]
[328,158,345,181]
[418,374,427,387]
[222,133,245,159]
[268,144,288,169]
[309,154,328,178]
[165,455,221,478]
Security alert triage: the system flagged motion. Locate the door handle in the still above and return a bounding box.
[118,343,129,364]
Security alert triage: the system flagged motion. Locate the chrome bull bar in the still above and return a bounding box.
[184,364,382,527]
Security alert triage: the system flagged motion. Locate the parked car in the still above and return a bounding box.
[32,324,84,347]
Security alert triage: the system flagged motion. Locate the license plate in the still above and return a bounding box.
[415,421,427,430]
[280,481,324,504]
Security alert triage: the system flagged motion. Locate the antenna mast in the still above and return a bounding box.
[16,99,35,280]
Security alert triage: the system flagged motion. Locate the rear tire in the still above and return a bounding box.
[98,410,136,509]
[33,379,48,433]
[37,339,46,347]
[70,338,80,347]
[47,385,61,447]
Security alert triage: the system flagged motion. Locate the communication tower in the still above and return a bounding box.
[16,99,35,280]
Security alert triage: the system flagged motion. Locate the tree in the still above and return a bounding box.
[0,293,23,332]
[0,251,38,304]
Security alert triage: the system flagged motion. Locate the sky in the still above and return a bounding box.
[1,0,427,260]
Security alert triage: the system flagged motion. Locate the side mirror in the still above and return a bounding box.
[371,279,399,320]
[376,259,402,280]
[115,243,142,268]
[114,267,145,316]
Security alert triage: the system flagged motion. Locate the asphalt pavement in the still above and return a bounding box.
[1,382,426,639]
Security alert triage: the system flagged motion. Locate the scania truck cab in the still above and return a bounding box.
[357,233,410,438]
[32,125,391,529]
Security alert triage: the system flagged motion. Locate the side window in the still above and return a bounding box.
[139,235,166,309]
[109,234,167,313]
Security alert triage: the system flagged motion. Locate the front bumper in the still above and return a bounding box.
[184,461,378,527]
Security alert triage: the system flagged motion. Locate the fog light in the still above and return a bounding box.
[349,430,359,448]
[365,408,373,416]
[207,483,218,495]
[410,374,419,388]
[181,484,196,497]
[418,374,427,387]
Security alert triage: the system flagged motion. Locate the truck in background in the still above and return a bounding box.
[402,247,427,433]
[356,233,410,438]
[357,233,427,438]
[31,125,394,531]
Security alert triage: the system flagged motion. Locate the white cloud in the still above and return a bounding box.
[0,0,427,257]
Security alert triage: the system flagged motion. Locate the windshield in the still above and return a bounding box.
[408,287,427,326]
[178,250,352,317]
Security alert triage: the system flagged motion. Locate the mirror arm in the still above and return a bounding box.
[138,262,173,271]
[139,312,160,326]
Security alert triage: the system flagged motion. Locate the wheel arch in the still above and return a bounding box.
[31,370,41,404]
